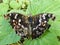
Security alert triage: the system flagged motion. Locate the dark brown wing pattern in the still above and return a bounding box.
[4,13,56,43]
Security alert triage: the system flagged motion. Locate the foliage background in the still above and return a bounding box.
[0,0,60,45]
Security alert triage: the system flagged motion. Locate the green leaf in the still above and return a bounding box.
[26,0,60,15]
[0,16,20,45]
[9,0,22,9]
[49,21,60,36]
[8,9,26,15]
[3,0,9,4]
[0,3,9,15]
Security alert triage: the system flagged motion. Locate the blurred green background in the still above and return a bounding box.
[0,0,60,45]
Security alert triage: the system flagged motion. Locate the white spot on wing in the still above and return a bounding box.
[9,13,11,16]
[39,19,41,22]
[13,20,15,22]
[33,28,36,30]
[48,14,51,17]
[18,19,21,22]
[18,23,21,25]
[42,14,45,19]
[25,27,28,30]
[14,14,18,19]
[36,27,37,29]
[19,33,21,36]
[38,24,41,26]
[21,25,24,28]
[44,21,47,23]
[39,15,42,23]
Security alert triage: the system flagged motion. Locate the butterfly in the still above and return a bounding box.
[4,12,56,43]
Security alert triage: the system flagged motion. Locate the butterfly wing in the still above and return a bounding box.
[31,13,56,39]
[4,13,29,43]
